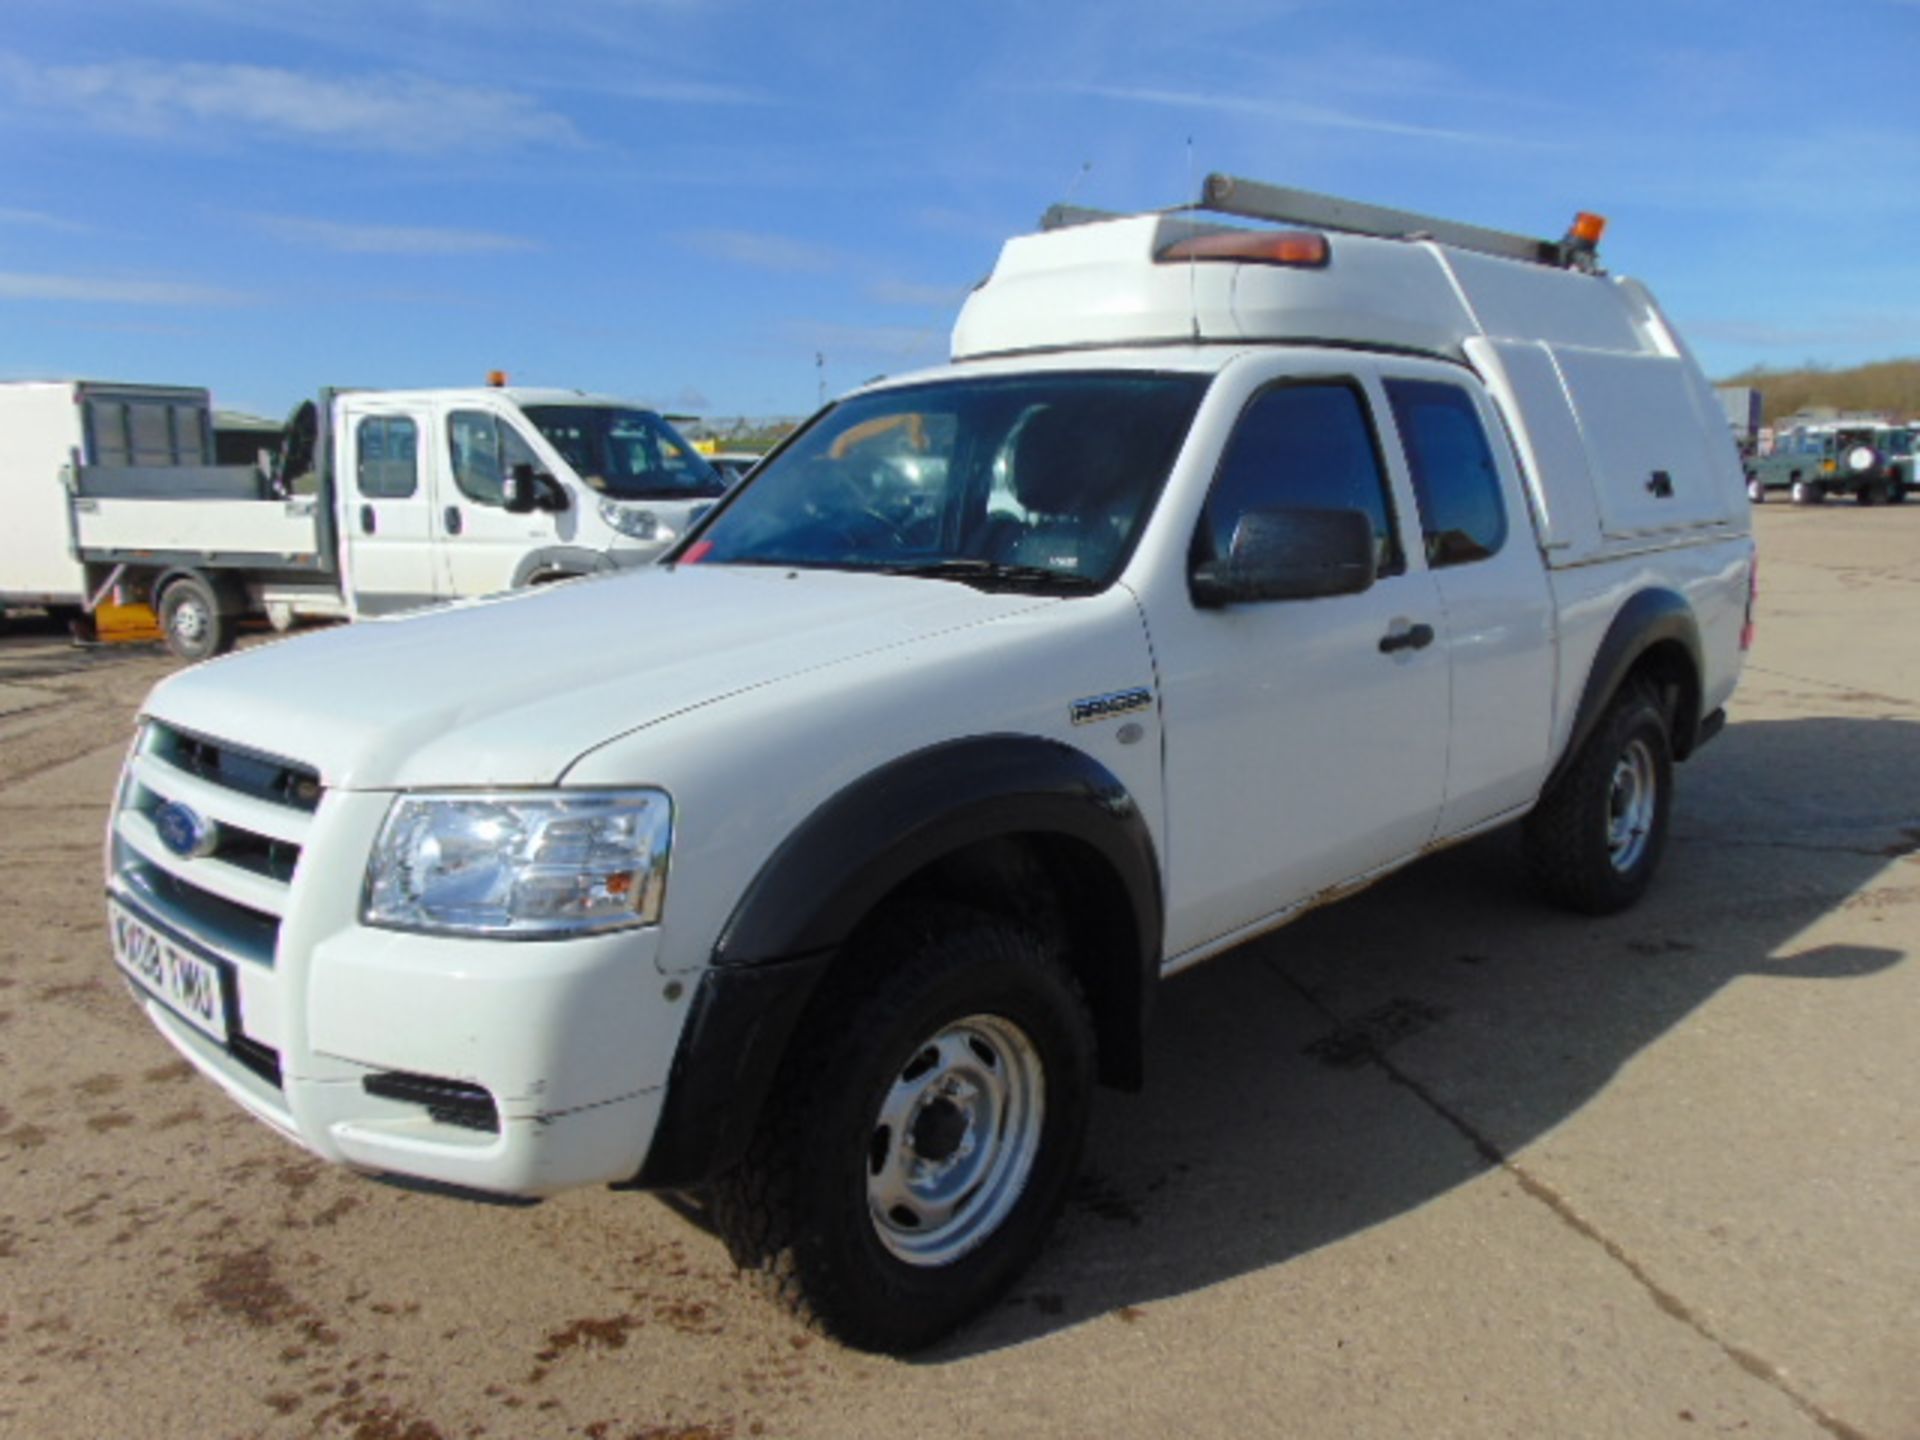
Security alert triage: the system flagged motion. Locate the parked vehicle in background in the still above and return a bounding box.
[71,384,724,659]
[212,411,285,467]
[704,451,764,486]
[0,381,220,624]
[104,174,1754,1352]
[1745,422,1911,505]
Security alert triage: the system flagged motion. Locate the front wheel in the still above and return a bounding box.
[1790,478,1821,506]
[711,907,1094,1353]
[1746,476,1766,504]
[1525,684,1674,915]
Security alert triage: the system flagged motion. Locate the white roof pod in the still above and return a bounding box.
[951,174,1747,551]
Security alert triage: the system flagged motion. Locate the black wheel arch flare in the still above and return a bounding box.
[1551,587,1705,789]
[628,734,1164,1191]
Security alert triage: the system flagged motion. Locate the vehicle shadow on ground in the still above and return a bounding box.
[923,714,1916,1359]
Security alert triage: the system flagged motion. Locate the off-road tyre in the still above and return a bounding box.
[1525,683,1673,916]
[1746,476,1765,504]
[1790,478,1821,506]
[158,574,234,662]
[709,904,1094,1353]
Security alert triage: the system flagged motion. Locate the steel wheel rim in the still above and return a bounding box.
[866,1013,1045,1268]
[1607,736,1657,874]
[171,597,208,644]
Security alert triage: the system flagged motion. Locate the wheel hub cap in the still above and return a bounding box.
[1607,737,1657,874]
[867,1013,1045,1268]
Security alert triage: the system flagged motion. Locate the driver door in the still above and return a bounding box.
[1143,370,1449,958]
[437,406,566,597]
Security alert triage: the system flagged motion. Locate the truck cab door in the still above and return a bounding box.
[339,404,443,614]
[1144,367,1449,959]
[437,407,566,597]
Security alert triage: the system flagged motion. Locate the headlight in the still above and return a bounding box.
[363,790,671,937]
[599,499,670,542]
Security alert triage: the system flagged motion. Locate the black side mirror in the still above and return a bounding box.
[504,462,569,514]
[1191,506,1376,608]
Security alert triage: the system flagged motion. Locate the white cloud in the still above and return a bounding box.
[868,278,970,308]
[1681,315,1920,350]
[0,271,251,305]
[0,54,582,155]
[250,215,538,255]
[782,321,947,360]
[0,206,89,233]
[1062,82,1540,148]
[680,229,840,273]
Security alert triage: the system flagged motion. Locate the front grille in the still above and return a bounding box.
[363,1072,501,1133]
[150,724,322,812]
[112,721,322,1086]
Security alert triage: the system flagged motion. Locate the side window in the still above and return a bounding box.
[1385,379,1507,568]
[355,416,418,499]
[501,421,541,476]
[448,410,507,505]
[1198,381,1402,575]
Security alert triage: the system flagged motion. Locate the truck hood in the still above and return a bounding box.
[144,567,1054,790]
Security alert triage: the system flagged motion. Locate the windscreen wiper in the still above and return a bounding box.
[871,558,1101,593]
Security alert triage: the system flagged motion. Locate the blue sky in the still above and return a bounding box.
[2,0,1916,421]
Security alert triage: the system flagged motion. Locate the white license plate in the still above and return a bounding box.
[109,899,229,1044]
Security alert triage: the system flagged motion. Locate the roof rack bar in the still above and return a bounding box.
[1039,203,1128,232]
[1199,173,1567,268]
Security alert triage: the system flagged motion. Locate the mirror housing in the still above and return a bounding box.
[1190,506,1376,607]
[504,462,569,514]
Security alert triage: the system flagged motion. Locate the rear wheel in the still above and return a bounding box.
[1525,684,1673,915]
[1790,478,1821,506]
[158,575,233,662]
[711,906,1094,1353]
[1746,476,1766,504]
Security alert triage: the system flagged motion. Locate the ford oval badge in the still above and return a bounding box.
[154,800,219,859]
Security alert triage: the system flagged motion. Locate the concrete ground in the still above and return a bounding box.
[0,503,1915,1439]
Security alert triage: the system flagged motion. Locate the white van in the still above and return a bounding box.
[66,383,724,658]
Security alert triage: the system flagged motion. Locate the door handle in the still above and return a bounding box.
[1378,622,1435,654]
[444,505,463,536]
[359,504,376,535]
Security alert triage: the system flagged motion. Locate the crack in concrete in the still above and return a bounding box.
[1270,962,1873,1440]
[1675,833,1920,861]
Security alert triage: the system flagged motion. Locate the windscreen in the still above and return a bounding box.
[522,405,723,500]
[679,372,1208,592]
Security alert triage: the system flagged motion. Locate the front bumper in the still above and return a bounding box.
[108,761,693,1198]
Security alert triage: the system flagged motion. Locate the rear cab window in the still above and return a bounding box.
[1384,379,1508,567]
[355,415,420,499]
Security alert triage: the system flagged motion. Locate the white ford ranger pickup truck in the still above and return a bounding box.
[103,176,1756,1351]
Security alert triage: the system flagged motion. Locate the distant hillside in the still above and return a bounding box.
[1719,359,1920,424]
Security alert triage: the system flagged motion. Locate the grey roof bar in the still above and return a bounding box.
[1200,173,1573,268]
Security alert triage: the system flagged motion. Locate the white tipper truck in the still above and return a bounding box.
[47,383,723,658]
[103,176,1755,1351]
